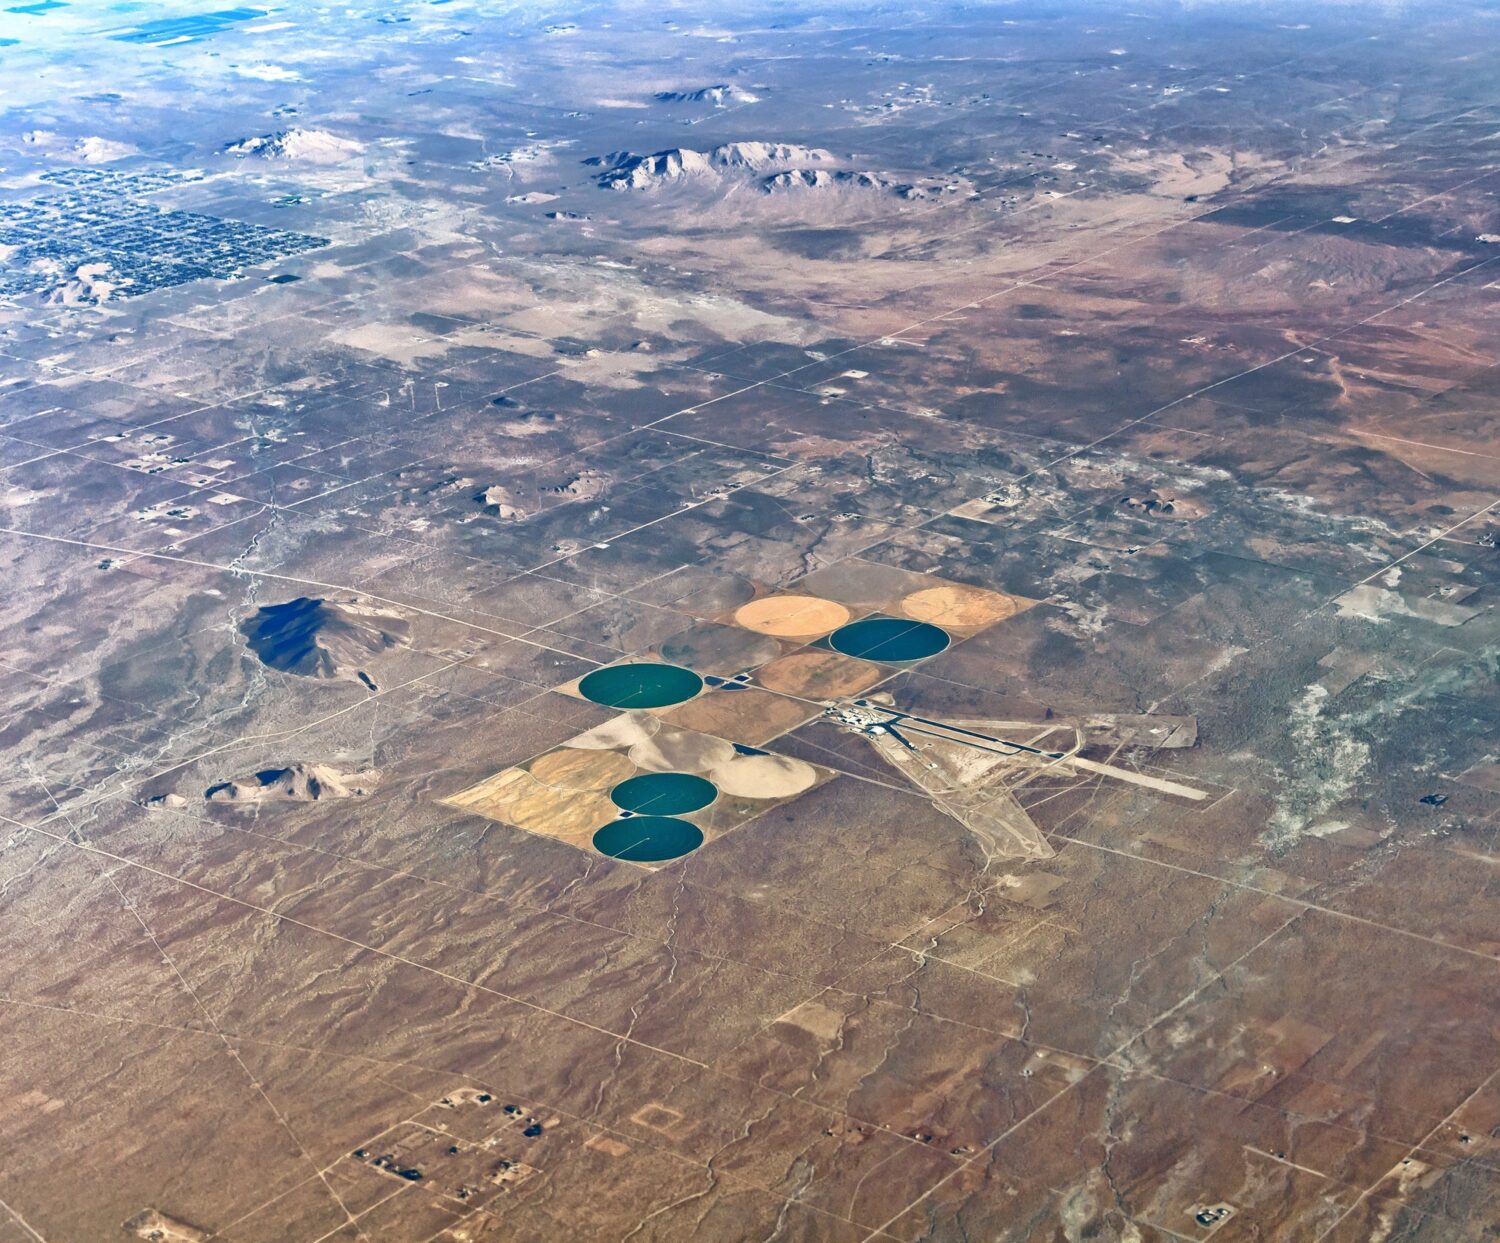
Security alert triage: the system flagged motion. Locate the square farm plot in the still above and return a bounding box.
[722,560,1037,680]
[551,561,1038,745]
[441,711,828,867]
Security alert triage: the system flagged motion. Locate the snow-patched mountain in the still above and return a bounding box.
[73,136,139,163]
[21,131,138,163]
[224,127,363,164]
[655,84,761,105]
[762,169,884,193]
[713,141,834,169]
[588,142,835,190]
[761,168,960,199]
[589,147,716,189]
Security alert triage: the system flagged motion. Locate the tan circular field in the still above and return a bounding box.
[629,728,737,774]
[566,712,660,751]
[710,753,818,799]
[528,747,635,791]
[504,777,617,835]
[734,594,851,638]
[900,584,1020,629]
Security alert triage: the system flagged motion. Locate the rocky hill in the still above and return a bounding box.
[223,127,363,164]
[588,142,835,190]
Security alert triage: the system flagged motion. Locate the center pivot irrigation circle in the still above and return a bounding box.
[828,616,950,663]
[577,662,703,709]
[610,771,718,815]
[734,594,851,638]
[592,816,704,863]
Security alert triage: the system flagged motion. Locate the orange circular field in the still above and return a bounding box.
[900,584,1020,629]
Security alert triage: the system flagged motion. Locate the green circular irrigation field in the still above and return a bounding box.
[828,617,950,662]
[577,662,703,709]
[609,771,718,815]
[592,816,705,863]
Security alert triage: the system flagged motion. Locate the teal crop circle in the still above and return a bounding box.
[610,772,718,815]
[577,662,702,709]
[592,816,704,862]
[828,617,950,662]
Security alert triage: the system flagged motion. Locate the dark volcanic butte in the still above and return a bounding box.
[238,597,410,681]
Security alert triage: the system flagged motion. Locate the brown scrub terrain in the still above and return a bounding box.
[1,0,1500,1239]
